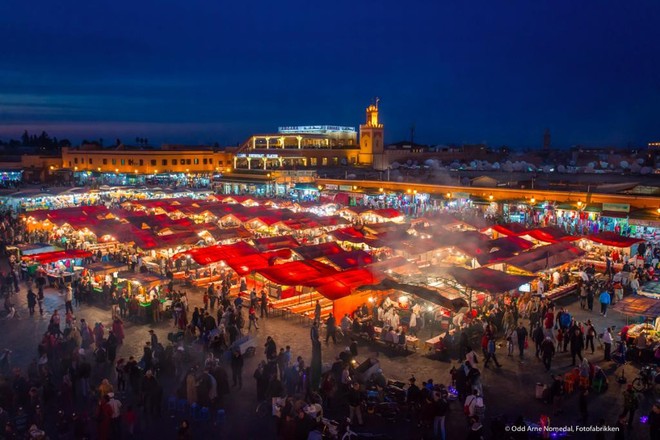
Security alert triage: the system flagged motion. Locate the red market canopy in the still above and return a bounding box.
[253,235,300,251]
[26,249,93,264]
[330,227,383,247]
[308,268,381,300]
[447,267,537,295]
[177,241,259,265]
[524,227,579,243]
[255,260,338,286]
[489,223,531,237]
[225,250,291,276]
[363,208,404,219]
[488,236,535,253]
[324,250,374,270]
[500,242,585,273]
[586,232,644,248]
[293,242,344,260]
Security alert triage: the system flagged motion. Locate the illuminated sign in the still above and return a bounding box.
[278,125,356,134]
[238,154,279,159]
[603,203,630,213]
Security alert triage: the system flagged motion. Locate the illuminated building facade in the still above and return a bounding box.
[61,146,232,175]
[233,102,383,170]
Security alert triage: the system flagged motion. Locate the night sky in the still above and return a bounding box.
[1,1,659,148]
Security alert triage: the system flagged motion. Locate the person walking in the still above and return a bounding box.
[540,336,555,371]
[578,388,589,423]
[260,289,268,318]
[570,327,585,366]
[532,323,544,358]
[347,382,364,426]
[325,313,337,345]
[585,320,597,354]
[483,337,501,368]
[621,384,639,428]
[602,327,613,361]
[599,289,611,317]
[515,323,528,360]
[65,284,74,314]
[248,305,259,331]
[27,289,36,316]
[230,349,243,389]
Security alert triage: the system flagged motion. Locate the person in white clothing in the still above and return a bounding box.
[601,327,613,361]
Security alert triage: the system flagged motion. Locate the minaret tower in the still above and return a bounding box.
[543,128,551,151]
[359,98,385,169]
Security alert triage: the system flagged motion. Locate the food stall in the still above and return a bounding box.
[611,294,660,362]
[580,232,644,269]
[22,249,92,286]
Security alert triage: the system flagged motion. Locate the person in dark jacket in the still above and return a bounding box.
[230,349,244,389]
[540,336,556,371]
[569,328,584,366]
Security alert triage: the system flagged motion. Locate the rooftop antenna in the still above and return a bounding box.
[375,97,380,108]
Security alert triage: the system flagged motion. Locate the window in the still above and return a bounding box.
[209,159,213,164]
[322,157,328,166]
[172,159,178,165]
[217,160,223,165]
[69,161,72,167]
[150,160,156,166]
[111,159,116,165]
[332,157,339,165]
[74,158,78,164]
[351,156,356,164]
[128,159,133,166]
[194,158,199,165]
[89,158,93,164]
[139,159,144,166]
[186,159,192,165]
[162,159,167,166]
[310,157,317,166]
[203,159,207,165]
[121,159,125,165]
[102,159,108,165]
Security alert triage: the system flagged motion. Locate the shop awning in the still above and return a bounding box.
[324,250,374,270]
[499,242,585,273]
[611,294,660,318]
[293,242,344,260]
[601,211,629,219]
[586,232,644,248]
[26,249,93,264]
[446,267,537,294]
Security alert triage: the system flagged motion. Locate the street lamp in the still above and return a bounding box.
[488,194,494,201]
[577,201,583,208]
[530,197,536,204]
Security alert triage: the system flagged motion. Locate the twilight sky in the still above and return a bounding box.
[1,0,659,148]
